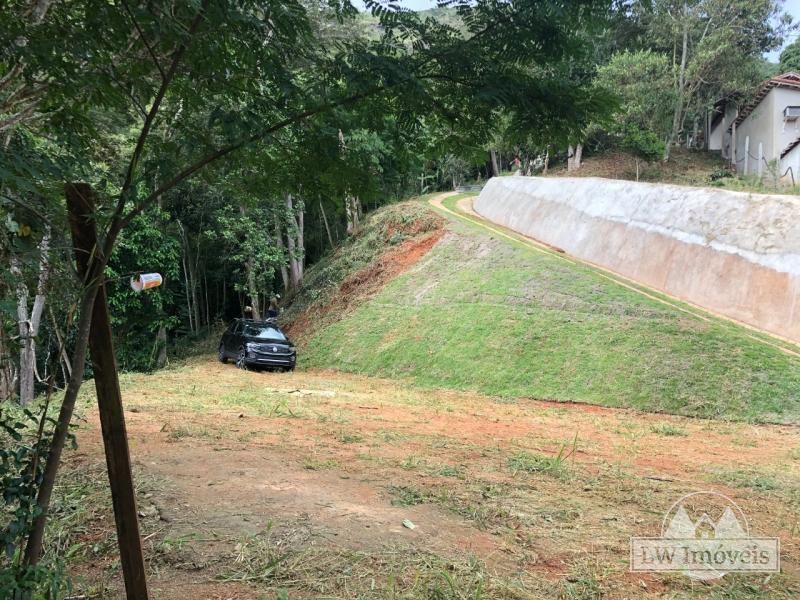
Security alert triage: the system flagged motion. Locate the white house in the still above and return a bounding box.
[708,72,800,179]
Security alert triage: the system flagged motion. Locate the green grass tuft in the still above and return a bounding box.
[508,451,572,479]
[649,423,688,437]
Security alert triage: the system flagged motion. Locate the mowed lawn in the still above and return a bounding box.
[302,196,800,423]
[51,360,800,598]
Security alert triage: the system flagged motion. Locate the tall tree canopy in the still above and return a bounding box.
[642,0,791,159]
[1,1,616,594]
[780,36,800,72]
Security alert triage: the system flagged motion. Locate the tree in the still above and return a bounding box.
[596,50,675,144]
[1,0,616,593]
[780,37,800,72]
[105,208,181,371]
[642,0,791,160]
[619,123,665,180]
[440,154,470,189]
[10,224,50,405]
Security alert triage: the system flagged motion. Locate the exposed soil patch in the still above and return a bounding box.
[64,358,800,598]
[285,216,444,343]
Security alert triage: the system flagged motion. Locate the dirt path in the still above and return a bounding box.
[67,358,800,598]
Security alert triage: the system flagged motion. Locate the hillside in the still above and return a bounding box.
[549,148,800,194]
[287,194,800,423]
[547,148,726,186]
[281,198,444,340]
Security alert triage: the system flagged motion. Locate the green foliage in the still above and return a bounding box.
[438,154,470,190]
[214,204,284,297]
[0,403,75,598]
[596,50,673,141]
[649,423,688,437]
[643,0,790,153]
[780,37,800,73]
[3,0,619,380]
[507,451,571,479]
[617,123,665,163]
[0,0,630,591]
[590,50,669,162]
[106,207,181,371]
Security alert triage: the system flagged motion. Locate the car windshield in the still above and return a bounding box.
[243,325,287,341]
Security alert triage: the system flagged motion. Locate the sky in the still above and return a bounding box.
[353,0,437,9]
[390,0,437,8]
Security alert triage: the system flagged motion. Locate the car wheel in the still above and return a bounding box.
[236,347,248,370]
[218,344,227,364]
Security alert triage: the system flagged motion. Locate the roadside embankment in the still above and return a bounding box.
[475,177,800,344]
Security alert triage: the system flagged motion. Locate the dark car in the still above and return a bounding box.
[218,319,296,371]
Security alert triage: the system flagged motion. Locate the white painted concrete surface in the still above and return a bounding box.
[474,176,800,343]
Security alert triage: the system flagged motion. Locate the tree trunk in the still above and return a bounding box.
[489,149,500,177]
[567,145,574,171]
[12,224,51,405]
[345,195,360,236]
[285,195,300,288]
[50,306,71,386]
[181,246,194,332]
[574,144,583,170]
[319,201,334,250]
[178,221,195,333]
[241,204,261,320]
[274,214,289,291]
[25,183,104,568]
[665,5,689,162]
[284,193,305,290]
[543,146,550,175]
[245,255,260,319]
[0,327,16,402]
[188,243,201,330]
[181,253,194,332]
[297,200,305,282]
[345,195,354,235]
[156,325,167,368]
[203,269,210,327]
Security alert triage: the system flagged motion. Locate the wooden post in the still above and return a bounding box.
[66,183,150,600]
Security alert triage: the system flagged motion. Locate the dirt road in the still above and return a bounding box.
[66,358,800,598]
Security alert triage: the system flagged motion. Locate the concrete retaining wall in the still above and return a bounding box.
[474,176,800,343]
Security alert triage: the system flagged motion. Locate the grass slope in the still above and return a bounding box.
[547,147,800,195]
[281,196,443,339]
[299,196,800,423]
